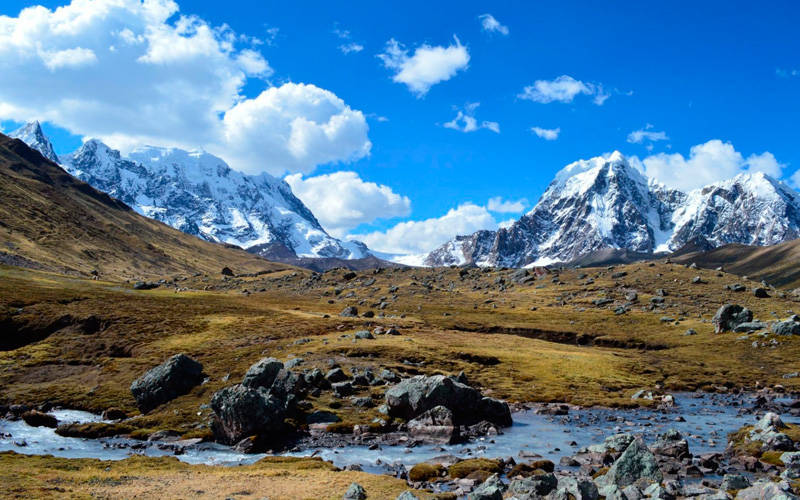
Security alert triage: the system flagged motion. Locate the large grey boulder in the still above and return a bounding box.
[385,374,511,427]
[735,480,798,499]
[209,384,286,444]
[241,357,284,389]
[468,473,506,500]
[550,476,599,500]
[508,472,558,498]
[651,429,690,459]
[595,438,663,490]
[585,433,635,454]
[712,305,753,333]
[748,412,794,451]
[130,354,204,413]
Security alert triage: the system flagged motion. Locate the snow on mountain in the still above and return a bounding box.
[12,122,370,261]
[9,121,59,163]
[426,152,800,267]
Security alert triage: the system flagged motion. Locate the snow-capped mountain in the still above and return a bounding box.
[13,122,369,260]
[10,121,59,163]
[426,152,800,267]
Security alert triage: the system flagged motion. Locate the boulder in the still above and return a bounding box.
[508,473,558,497]
[332,381,354,397]
[595,438,663,489]
[210,384,286,445]
[21,410,58,428]
[753,287,770,298]
[736,480,798,500]
[712,305,753,333]
[354,330,374,340]
[552,476,599,500]
[733,322,768,333]
[130,354,204,413]
[384,374,511,427]
[468,473,506,500]
[269,369,305,400]
[395,492,419,500]
[340,306,358,317]
[241,357,284,389]
[747,412,794,451]
[586,433,635,454]
[720,473,750,491]
[326,367,349,383]
[407,405,460,444]
[773,320,800,336]
[343,482,367,500]
[651,429,690,459]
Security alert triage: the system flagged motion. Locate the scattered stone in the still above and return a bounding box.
[130,354,204,413]
[595,437,663,489]
[508,473,558,497]
[220,267,234,277]
[736,480,798,500]
[354,330,374,340]
[753,287,770,298]
[712,304,753,333]
[241,357,284,389]
[340,306,358,317]
[326,368,349,383]
[773,320,800,336]
[684,329,697,336]
[343,482,367,500]
[21,410,58,428]
[468,473,506,500]
[720,473,750,491]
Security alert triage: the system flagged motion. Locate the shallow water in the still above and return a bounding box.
[1,394,795,474]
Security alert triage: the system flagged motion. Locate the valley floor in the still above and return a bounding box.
[1,260,799,497]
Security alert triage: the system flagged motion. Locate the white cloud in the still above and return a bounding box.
[443,102,499,133]
[518,75,608,105]
[478,14,509,35]
[627,124,668,145]
[531,126,560,140]
[284,171,410,237]
[378,36,469,97]
[488,197,527,213]
[635,140,786,191]
[221,83,371,174]
[40,47,97,70]
[339,42,363,54]
[0,0,370,175]
[353,203,498,255]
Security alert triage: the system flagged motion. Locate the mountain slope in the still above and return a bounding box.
[56,137,368,261]
[426,152,800,268]
[673,238,800,289]
[0,133,287,279]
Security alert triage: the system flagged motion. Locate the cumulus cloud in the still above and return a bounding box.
[378,36,469,97]
[352,203,498,255]
[284,171,410,237]
[487,197,527,213]
[635,140,786,191]
[221,83,371,174]
[531,126,560,140]
[627,124,668,146]
[478,14,509,35]
[0,0,370,175]
[518,75,608,105]
[443,102,499,133]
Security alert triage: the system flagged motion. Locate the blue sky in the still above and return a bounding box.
[2,0,800,255]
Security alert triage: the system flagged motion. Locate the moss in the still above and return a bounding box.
[592,467,610,479]
[408,463,445,482]
[55,422,135,439]
[326,422,354,434]
[761,450,785,466]
[508,460,554,477]
[447,458,503,479]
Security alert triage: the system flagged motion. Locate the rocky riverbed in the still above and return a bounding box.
[3,391,800,498]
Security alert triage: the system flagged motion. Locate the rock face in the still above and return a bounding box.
[130,354,204,413]
[407,405,460,444]
[209,384,287,445]
[595,437,663,490]
[241,357,284,389]
[385,375,512,427]
[425,152,800,267]
[10,121,59,163]
[33,131,370,261]
[712,304,754,333]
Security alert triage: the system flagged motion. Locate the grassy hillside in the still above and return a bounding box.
[674,238,800,289]
[0,134,289,280]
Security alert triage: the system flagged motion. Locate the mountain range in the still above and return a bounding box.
[11,122,800,270]
[425,151,800,267]
[11,122,369,264]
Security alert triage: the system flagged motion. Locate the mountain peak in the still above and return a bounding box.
[10,120,59,163]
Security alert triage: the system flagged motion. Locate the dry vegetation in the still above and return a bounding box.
[2,257,800,497]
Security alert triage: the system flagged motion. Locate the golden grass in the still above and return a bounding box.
[0,452,428,500]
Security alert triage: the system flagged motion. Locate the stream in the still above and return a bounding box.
[1,393,795,475]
